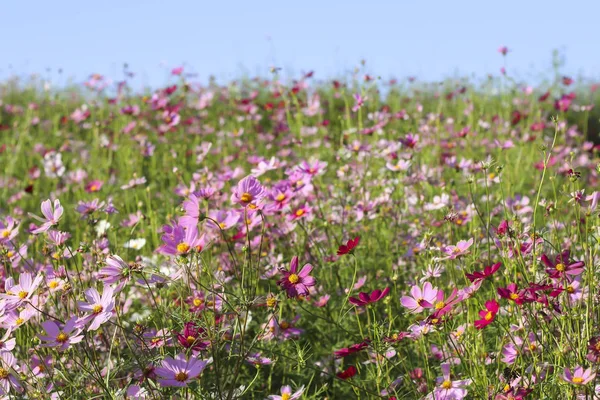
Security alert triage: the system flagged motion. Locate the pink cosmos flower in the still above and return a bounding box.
[38,316,84,351]
[352,93,365,112]
[498,46,509,55]
[474,300,499,329]
[425,363,472,399]
[231,175,266,207]
[155,353,211,387]
[77,285,115,331]
[268,385,305,400]
[98,254,132,290]
[30,199,63,234]
[296,160,327,177]
[85,180,104,193]
[401,282,438,313]
[441,238,473,260]
[0,352,22,396]
[277,256,315,298]
[563,366,596,385]
[0,272,44,309]
[0,217,18,244]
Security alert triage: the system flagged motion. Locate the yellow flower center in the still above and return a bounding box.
[90,185,98,192]
[555,263,565,272]
[193,298,204,307]
[567,285,575,294]
[441,380,452,389]
[572,377,584,384]
[266,297,277,307]
[0,368,8,379]
[503,384,511,392]
[288,274,299,284]
[186,336,196,345]
[18,291,28,299]
[240,192,253,203]
[484,311,493,321]
[176,242,190,254]
[281,394,291,400]
[529,344,537,351]
[6,251,13,259]
[435,301,445,310]
[1,230,9,238]
[16,318,24,325]
[218,222,226,229]
[49,281,60,289]
[175,372,188,382]
[279,321,289,330]
[56,332,69,343]
[509,293,519,300]
[275,193,286,202]
[295,209,305,217]
[92,305,103,314]
[151,338,161,344]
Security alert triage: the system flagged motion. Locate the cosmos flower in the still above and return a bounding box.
[401,282,438,313]
[562,366,595,385]
[232,175,266,207]
[38,316,84,351]
[30,199,63,234]
[474,300,499,329]
[155,353,211,387]
[337,236,360,256]
[349,288,390,307]
[277,256,315,298]
[267,385,305,400]
[77,285,115,331]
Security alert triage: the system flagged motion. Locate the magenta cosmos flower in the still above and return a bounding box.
[38,316,84,351]
[155,353,212,387]
[30,199,63,234]
[401,282,438,313]
[562,366,596,385]
[77,285,115,331]
[231,175,266,207]
[268,385,305,400]
[277,256,315,298]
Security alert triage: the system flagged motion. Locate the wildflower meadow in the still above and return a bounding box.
[0,51,600,399]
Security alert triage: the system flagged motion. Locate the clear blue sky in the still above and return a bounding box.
[2,0,598,88]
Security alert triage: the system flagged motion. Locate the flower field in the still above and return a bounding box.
[0,61,599,399]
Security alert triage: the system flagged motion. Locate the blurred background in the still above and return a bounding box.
[1,0,599,88]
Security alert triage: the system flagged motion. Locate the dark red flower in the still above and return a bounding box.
[175,322,210,350]
[337,236,360,256]
[465,262,501,283]
[337,365,357,380]
[349,288,390,307]
[334,340,370,358]
[542,250,585,279]
[498,283,525,305]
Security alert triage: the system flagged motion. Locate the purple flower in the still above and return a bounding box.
[277,256,316,298]
[180,194,202,227]
[232,175,266,207]
[352,93,365,112]
[157,222,205,256]
[542,250,585,279]
[0,217,18,244]
[77,285,115,331]
[155,353,211,387]
[38,316,84,351]
[207,209,239,230]
[98,254,132,290]
[30,199,63,234]
[563,365,596,385]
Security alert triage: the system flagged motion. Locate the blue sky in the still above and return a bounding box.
[2,0,598,88]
